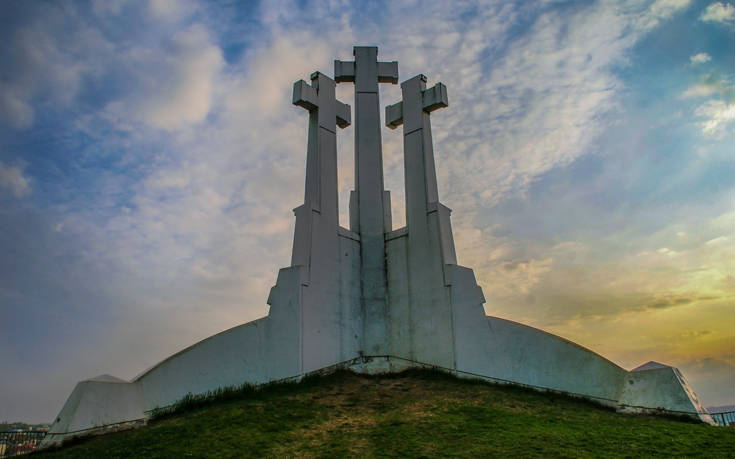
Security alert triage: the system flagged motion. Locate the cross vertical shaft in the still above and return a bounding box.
[335,46,398,355]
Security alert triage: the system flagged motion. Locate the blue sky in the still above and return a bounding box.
[1,0,734,423]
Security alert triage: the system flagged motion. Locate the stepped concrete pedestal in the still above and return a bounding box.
[42,46,713,447]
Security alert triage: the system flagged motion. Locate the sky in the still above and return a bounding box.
[1,0,734,423]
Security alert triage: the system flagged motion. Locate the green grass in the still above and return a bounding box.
[36,369,735,458]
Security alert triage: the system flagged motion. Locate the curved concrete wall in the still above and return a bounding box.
[445,263,627,405]
[480,316,627,404]
[42,377,145,447]
[135,265,310,412]
[136,318,282,412]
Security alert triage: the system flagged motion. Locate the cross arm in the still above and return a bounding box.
[384,81,449,129]
[292,79,318,110]
[336,100,351,128]
[385,102,403,129]
[292,78,351,129]
[333,60,399,84]
[378,61,399,84]
[334,60,355,83]
[422,82,448,112]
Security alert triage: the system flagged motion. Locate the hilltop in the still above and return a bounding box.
[37,370,735,458]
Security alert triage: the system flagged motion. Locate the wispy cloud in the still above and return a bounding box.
[0,161,30,197]
[0,4,101,129]
[682,73,735,136]
[101,24,224,131]
[696,99,735,136]
[485,229,735,325]
[650,0,692,20]
[700,2,735,25]
[641,0,692,28]
[682,73,733,98]
[690,52,712,64]
[148,0,197,22]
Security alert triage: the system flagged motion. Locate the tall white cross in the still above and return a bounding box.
[290,71,350,268]
[335,46,398,355]
[384,74,458,369]
[385,74,447,218]
[292,71,351,215]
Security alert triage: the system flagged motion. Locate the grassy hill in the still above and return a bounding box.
[36,369,735,458]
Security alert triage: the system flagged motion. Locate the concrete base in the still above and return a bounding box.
[42,307,714,448]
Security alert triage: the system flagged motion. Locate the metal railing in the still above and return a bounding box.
[710,410,735,427]
[0,431,47,457]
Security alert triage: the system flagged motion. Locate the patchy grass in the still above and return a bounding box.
[36,370,735,458]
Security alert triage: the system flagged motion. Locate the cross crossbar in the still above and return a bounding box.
[334,59,398,84]
[385,76,448,129]
[292,79,318,110]
[292,73,351,129]
[334,46,398,91]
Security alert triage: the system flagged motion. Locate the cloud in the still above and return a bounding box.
[0,3,113,130]
[105,24,224,130]
[679,330,713,339]
[681,73,735,136]
[498,258,554,296]
[143,25,223,129]
[91,0,130,16]
[223,38,334,121]
[491,204,735,322]
[645,295,694,309]
[685,355,735,374]
[0,86,34,129]
[400,1,690,213]
[651,0,692,19]
[690,52,712,64]
[149,0,196,21]
[696,99,735,136]
[681,75,727,98]
[0,162,31,197]
[641,0,692,28]
[700,2,735,24]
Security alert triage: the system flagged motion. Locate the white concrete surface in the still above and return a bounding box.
[41,375,145,447]
[619,362,713,422]
[335,47,398,357]
[44,46,715,447]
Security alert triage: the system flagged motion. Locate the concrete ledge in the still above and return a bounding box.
[337,226,360,241]
[385,226,407,241]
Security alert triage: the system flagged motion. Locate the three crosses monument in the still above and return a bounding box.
[43,46,713,446]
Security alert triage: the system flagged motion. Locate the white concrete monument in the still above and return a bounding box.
[42,46,713,446]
